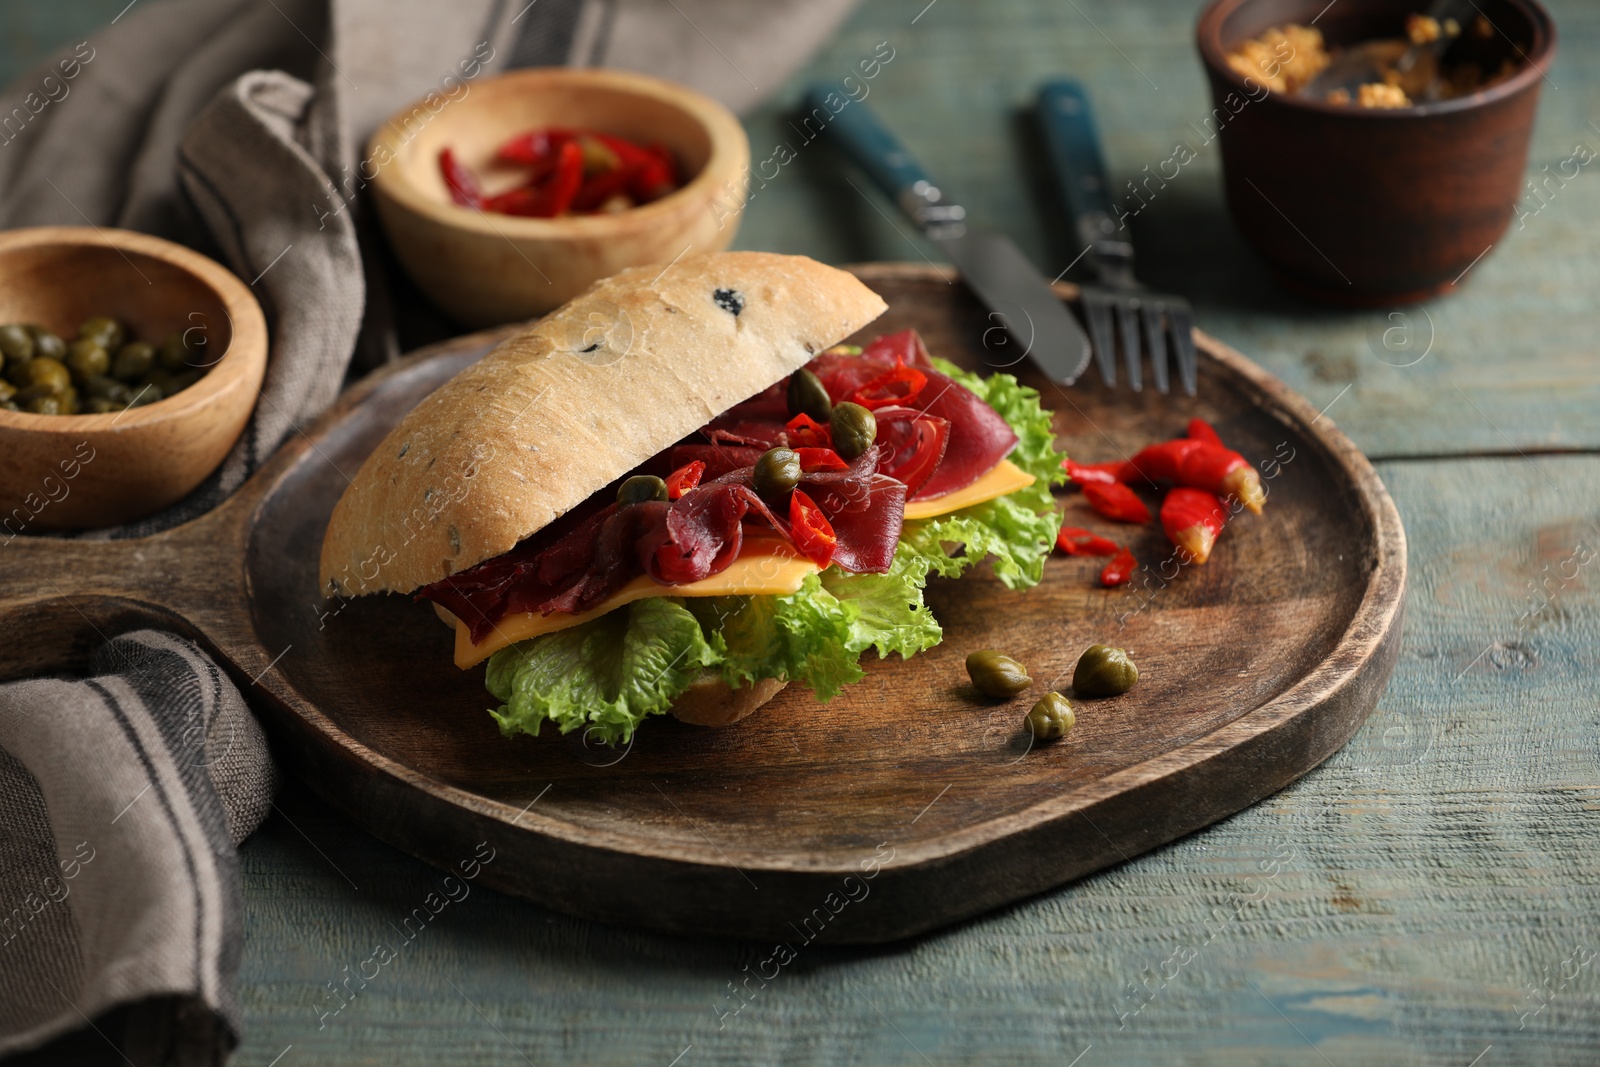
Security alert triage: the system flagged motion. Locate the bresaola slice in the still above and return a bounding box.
[420,446,903,642]
[809,329,1019,500]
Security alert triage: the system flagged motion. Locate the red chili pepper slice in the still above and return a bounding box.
[788,489,837,568]
[1056,526,1120,557]
[1064,458,1124,486]
[848,364,928,410]
[875,408,950,499]
[494,128,575,166]
[1186,417,1225,448]
[1123,439,1202,485]
[784,413,832,449]
[1177,442,1266,515]
[665,460,705,500]
[570,166,633,213]
[1160,487,1228,564]
[1100,547,1136,587]
[484,140,584,218]
[438,148,483,209]
[794,447,848,472]
[1082,481,1152,524]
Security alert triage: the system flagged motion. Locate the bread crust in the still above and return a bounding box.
[319,252,885,597]
[669,675,787,727]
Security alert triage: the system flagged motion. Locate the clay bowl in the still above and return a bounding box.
[368,68,751,328]
[1196,0,1556,305]
[0,226,267,531]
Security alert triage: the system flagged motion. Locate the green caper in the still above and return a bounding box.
[786,367,833,423]
[1073,644,1139,697]
[78,315,125,351]
[752,447,801,500]
[0,380,14,403]
[829,401,876,460]
[23,357,71,393]
[84,379,128,404]
[616,474,668,507]
[86,396,124,414]
[113,341,157,381]
[25,394,64,415]
[66,339,111,382]
[125,382,162,407]
[159,330,196,371]
[1026,692,1074,741]
[966,649,1032,699]
[27,326,66,361]
[2,349,30,385]
[0,399,19,412]
[0,324,35,362]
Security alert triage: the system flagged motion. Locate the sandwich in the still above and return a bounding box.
[319,252,1064,743]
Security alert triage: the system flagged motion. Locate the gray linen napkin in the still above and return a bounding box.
[0,0,856,1061]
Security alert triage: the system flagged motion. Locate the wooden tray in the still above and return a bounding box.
[0,265,1406,943]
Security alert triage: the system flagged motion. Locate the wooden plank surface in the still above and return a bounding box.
[3,0,1598,1064]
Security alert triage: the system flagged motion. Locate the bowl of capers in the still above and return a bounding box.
[0,226,267,530]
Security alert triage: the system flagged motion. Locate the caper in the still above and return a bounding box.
[125,382,162,407]
[0,399,19,411]
[966,649,1032,699]
[66,339,111,382]
[2,349,30,385]
[112,341,157,382]
[25,394,63,415]
[0,324,35,362]
[786,367,833,422]
[616,474,668,507]
[0,380,13,403]
[1026,692,1074,741]
[23,357,71,393]
[78,315,125,351]
[829,401,876,460]
[27,326,66,361]
[752,447,801,500]
[84,375,124,400]
[86,396,124,414]
[159,330,196,371]
[1073,644,1139,697]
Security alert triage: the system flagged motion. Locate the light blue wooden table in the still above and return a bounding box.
[6,1,1598,1064]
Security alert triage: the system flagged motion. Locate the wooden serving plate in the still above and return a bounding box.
[0,265,1406,943]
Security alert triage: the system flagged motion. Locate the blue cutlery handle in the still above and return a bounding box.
[801,84,939,221]
[1035,79,1122,255]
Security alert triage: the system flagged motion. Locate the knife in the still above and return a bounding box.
[801,86,1093,386]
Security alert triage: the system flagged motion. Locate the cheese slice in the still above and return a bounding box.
[902,458,1035,520]
[447,461,1036,668]
[448,536,818,668]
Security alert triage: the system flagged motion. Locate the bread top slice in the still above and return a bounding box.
[319,252,887,597]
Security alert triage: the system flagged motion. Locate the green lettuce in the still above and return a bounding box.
[899,359,1067,589]
[484,547,940,744]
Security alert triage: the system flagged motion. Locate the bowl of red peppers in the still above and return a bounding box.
[367,68,750,327]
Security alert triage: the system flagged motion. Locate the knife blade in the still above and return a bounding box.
[802,86,1092,386]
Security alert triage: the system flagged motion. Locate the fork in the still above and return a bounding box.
[1035,79,1198,395]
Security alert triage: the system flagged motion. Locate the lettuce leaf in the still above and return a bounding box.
[484,548,941,744]
[900,359,1067,588]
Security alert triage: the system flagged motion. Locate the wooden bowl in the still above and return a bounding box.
[0,226,267,531]
[1196,0,1556,305]
[368,68,751,328]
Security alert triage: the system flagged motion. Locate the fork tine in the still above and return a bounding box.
[1083,291,1118,387]
[1167,303,1197,396]
[1115,296,1142,392]
[1141,301,1170,395]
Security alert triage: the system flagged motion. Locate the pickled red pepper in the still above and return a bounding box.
[436,127,681,218]
[1160,488,1229,564]
[1082,481,1151,524]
